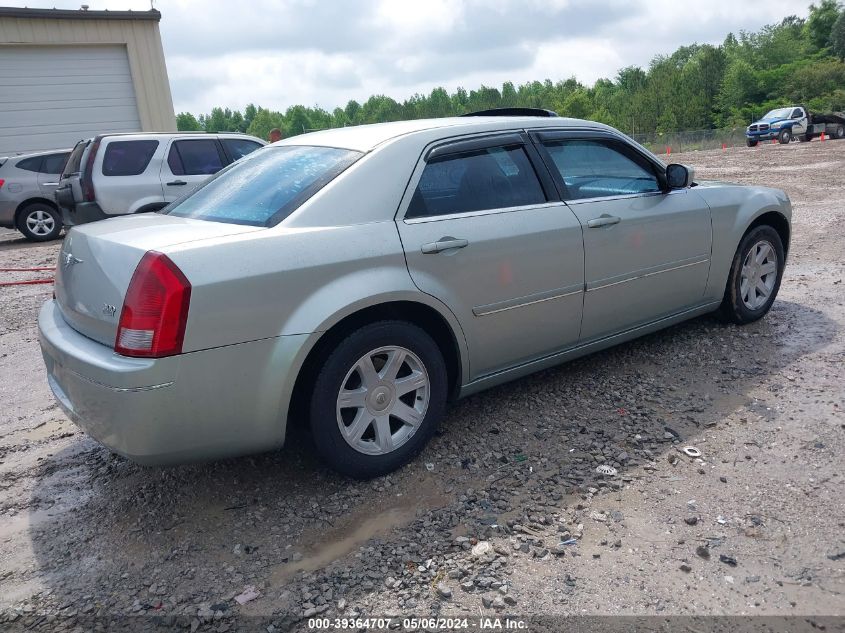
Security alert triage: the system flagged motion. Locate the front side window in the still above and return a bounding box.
[42,152,70,174]
[542,139,661,201]
[164,145,361,227]
[407,144,546,218]
[168,139,225,176]
[102,140,159,177]
[791,108,804,119]
[222,138,263,161]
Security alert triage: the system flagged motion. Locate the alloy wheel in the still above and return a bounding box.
[740,240,778,310]
[335,345,430,455]
[25,209,56,237]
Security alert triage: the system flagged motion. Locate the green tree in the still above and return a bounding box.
[176,112,201,131]
[805,0,841,49]
[833,11,845,58]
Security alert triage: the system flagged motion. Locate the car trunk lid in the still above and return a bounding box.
[55,214,261,346]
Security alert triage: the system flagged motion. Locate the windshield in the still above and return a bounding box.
[163,145,362,227]
[762,108,792,120]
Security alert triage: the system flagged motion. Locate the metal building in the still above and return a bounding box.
[0,6,176,156]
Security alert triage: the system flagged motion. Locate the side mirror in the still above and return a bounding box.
[666,163,694,189]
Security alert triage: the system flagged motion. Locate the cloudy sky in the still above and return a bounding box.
[7,0,809,115]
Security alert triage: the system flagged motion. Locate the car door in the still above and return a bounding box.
[533,131,712,342]
[160,138,227,204]
[37,152,70,195]
[397,133,585,380]
[790,107,808,136]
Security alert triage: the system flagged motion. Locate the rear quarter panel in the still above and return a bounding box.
[694,183,791,301]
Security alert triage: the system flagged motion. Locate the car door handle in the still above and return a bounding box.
[42,182,59,187]
[587,215,621,228]
[166,180,187,186]
[421,237,469,254]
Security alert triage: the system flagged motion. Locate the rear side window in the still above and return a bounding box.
[168,139,225,176]
[406,145,546,218]
[222,138,262,161]
[164,145,361,227]
[542,139,660,200]
[62,141,88,178]
[16,156,42,172]
[42,152,69,174]
[102,140,159,177]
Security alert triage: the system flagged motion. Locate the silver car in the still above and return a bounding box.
[38,112,791,478]
[0,149,70,241]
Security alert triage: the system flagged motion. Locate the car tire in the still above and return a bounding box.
[778,128,792,144]
[746,139,758,147]
[16,203,63,242]
[309,320,447,479]
[835,124,845,139]
[718,225,785,325]
[798,134,812,142]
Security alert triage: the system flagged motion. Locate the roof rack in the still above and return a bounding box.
[460,108,559,118]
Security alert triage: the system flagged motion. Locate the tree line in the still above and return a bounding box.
[177,1,845,140]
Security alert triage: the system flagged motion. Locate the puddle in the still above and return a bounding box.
[270,483,449,585]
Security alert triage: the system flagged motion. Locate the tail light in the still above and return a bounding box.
[115,251,191,358]
[81,138,100,202]
[0,179,5,189]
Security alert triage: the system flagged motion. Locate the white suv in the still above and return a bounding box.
[55,132,266,226]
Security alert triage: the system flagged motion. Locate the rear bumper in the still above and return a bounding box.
[59,201,108,227]
[38,299,314,465]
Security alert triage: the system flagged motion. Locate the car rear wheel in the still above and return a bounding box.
[835,125,845,139]
[778,129,792,144]
[309,320,447,479]
[17,203,62,242]
[718,225,784,325]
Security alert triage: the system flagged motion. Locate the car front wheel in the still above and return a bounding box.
[17,203,62,242]
[309,320,447,479]
[746,139,758,147]
[718,225,785,324]
[778,128,792,144]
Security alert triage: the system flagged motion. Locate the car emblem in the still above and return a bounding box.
[62,251,83,269]
[102,304,117,317]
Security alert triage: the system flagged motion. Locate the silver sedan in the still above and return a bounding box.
[38,112,791,478]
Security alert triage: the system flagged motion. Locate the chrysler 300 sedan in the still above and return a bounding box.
[38,111,791,478]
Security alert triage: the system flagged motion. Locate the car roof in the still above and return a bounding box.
[88,132,264,142]
[274,116,611,152]
[1,148,71,161]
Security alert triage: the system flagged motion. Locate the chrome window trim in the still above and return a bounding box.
[403,200,567,224]
[564,189,688,206]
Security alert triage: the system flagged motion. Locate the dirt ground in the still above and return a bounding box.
[0,139,843,632]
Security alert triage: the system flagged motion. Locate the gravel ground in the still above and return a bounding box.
[0,139,843,632]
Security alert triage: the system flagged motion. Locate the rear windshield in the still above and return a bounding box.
[62,141,88,178]
[163,145,362,227]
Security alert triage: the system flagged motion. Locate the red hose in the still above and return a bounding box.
[0,278,54,286]
[0,267,54,272]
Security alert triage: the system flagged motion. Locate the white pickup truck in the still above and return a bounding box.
[746,105,845,146]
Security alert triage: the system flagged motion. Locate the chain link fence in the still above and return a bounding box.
[630,128,748,154]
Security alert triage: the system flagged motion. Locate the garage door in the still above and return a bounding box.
[0,44,142,156]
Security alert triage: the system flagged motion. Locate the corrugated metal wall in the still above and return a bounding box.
[0,12,176,155]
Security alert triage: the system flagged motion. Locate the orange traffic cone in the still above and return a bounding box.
[666,146,671,155]
[821,132,826,141]
[722,143,726,151]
